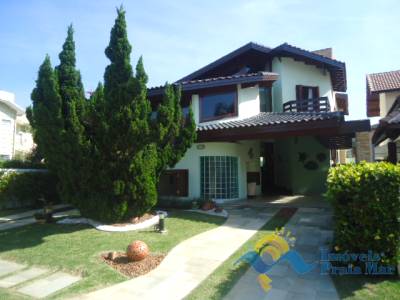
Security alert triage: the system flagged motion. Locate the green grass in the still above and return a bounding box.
[0,211,224,299]
[0,208,33,218]
[185,208,296,300]
[332,275,400,300]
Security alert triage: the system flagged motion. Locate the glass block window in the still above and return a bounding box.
[200,156,239,199]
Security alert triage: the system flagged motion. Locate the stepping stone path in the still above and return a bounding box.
[0,259,26,277]
[0,259,81,298]
[18,271,81,298]
[0,267,47,288]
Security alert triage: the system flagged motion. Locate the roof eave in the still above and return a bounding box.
[148,73,279,97]
[0,99,24,115]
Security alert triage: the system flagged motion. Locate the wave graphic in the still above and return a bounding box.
[236,250,316,275]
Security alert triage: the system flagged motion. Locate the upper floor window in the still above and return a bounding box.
[259,87,272,112]
[200,90,237,122]
[296,85,319,100]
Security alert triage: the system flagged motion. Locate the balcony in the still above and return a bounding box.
[283,97,330,113]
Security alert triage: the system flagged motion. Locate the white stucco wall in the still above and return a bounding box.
[379,91,400,117]
[171,141,260,200]
[272,57,334,111]
[0,102,17,159]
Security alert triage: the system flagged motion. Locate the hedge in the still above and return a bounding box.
[326,162,400,268]
[0,159,46,169]
[0,171,59,209]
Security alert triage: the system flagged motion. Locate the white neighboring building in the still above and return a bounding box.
[0,90,33,160]
[14,114,35,157]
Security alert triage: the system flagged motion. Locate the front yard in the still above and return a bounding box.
[0,211,224,299]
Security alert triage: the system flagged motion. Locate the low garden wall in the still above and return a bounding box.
[326,162,400,269]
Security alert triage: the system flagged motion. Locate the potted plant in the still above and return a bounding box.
[201,199,216,211]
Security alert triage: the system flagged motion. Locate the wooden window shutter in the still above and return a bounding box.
[296,85,303,100]
[313,87,320,98]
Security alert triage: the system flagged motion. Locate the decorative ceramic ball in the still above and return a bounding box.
[127,240,149,261]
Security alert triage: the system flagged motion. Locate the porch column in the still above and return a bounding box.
[388,141,397,164]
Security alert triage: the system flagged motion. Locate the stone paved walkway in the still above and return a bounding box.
[0,259,81,298]
[74,208,278,300]
[224,207,338,300]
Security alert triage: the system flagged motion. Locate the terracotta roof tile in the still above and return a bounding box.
[367,70,400,93]
[197,112,342,131]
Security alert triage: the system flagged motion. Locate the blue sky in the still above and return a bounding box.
[0,0,399,121]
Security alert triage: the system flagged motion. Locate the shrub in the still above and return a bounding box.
[326,162,400,268]
[0,159,46,169]
[0,171,59,208]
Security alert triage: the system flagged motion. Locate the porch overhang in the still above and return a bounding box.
[197,112,370,148]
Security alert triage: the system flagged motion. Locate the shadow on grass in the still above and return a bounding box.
[332,274,400,299]
[166,209,226,224]
[0,223,90,253]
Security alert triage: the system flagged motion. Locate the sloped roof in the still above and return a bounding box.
[367,70,400,93]
[172,42,346,92]
[177,42,272,83]
[372,97,400,144]
[197,111,343,131]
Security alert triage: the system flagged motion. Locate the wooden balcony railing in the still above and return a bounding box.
[283,97,330,113]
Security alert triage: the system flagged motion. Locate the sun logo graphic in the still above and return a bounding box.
[235,227,316,292]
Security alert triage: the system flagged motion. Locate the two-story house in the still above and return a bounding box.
[149,42,370,201]
[367,70,400,162]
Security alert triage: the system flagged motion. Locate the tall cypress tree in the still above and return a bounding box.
[30,7,196,223]
[27,55,64,171]
[92,6,157,221]
[54,25,88,205]
[29,56,64,171]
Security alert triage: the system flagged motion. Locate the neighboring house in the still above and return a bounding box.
[149,42,370,201]
[0,90,32,160]
[366,70,400,162]
[14,114,35,158]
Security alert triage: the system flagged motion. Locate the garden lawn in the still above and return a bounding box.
[185,208,296,300]
[332,275,400,300]
[0,211,224,299]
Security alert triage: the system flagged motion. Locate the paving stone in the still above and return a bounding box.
[315,277,337,292]
[0,259,26,277]
[265,264,289,277]
[0,267,48,288]
[296,235,320,247]
[263,288,288,300]
[315,290,339,300]
[18,271,80,298]
[285,290,316,300]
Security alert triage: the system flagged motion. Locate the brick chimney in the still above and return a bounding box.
[312,48,333,59]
